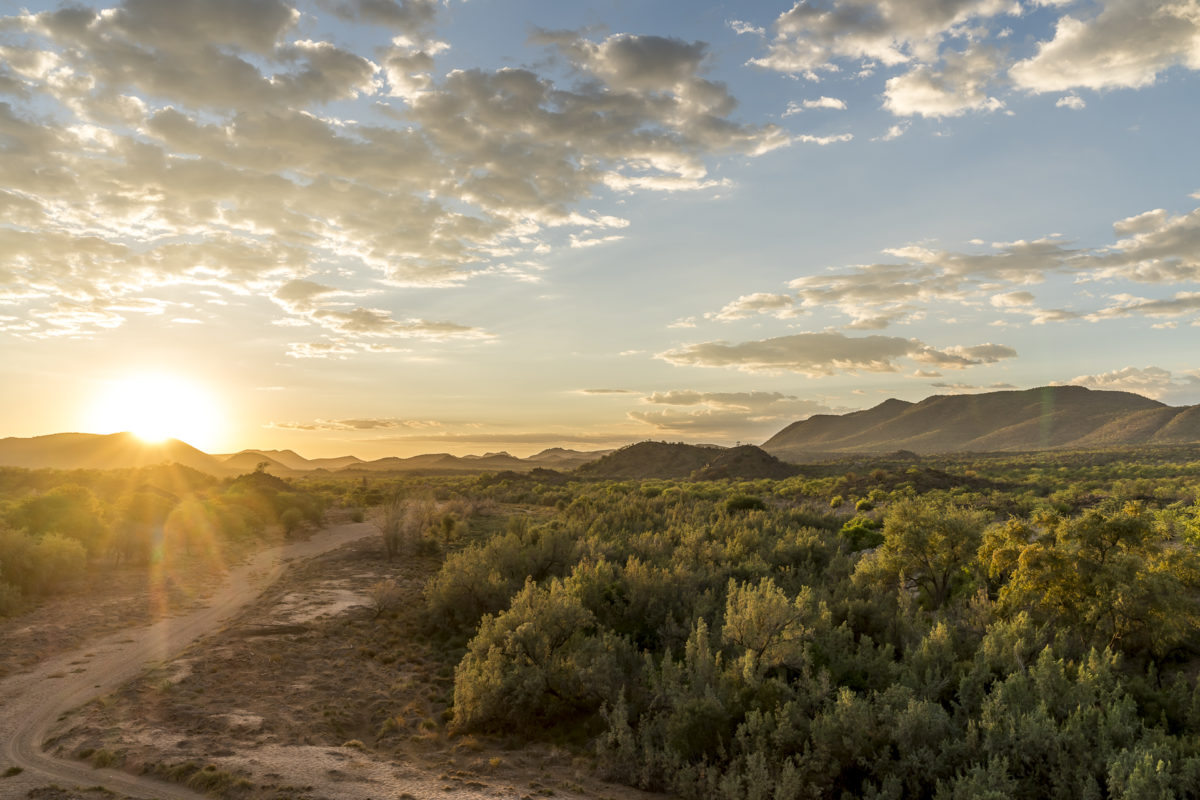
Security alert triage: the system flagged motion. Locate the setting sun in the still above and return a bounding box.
[86,374,224,449]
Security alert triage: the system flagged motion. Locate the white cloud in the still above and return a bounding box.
[883,47,1005,118]
[0,13,789,353]
[1055,94,1086,109]
[796,132,854,145]
[783,95,847,115]
[1010,0,1200,92]
[750,0,1019,78]
[728,19,766,36]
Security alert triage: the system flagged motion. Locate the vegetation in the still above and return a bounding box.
[419,448,1200,799]
[7,441,1200,799]
[0,463,328,615]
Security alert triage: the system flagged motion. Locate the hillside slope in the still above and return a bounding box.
[577,441,796,480]
[763,386,1195,459]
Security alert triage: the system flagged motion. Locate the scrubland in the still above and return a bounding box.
[2,448,1200,798]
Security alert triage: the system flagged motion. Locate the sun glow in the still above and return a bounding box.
[87,373,224,450]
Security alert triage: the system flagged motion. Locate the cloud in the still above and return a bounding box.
[750,0,1018,79]
[698,196,1200,330]
[783,96,847,115]
[1056,366,1197,400]
[1087,291,1200,321]
[273,279,345,314]
[883,47,1005,118]
[629,389,844,437]
[728,20,766,36]
[1089,206,1200,283]
[929,381,1018,392]
[657,331,1016,376]
[1010,1,1200,93]
[269,416,442,431]
[578,388,637,395]
[707,292,799,321]
[777,236,1077,328]
[874,123,909,141]
[0,11,789,351]
[1056,94,1086,109]
[991,290,1035,307]
[796,132,854,145]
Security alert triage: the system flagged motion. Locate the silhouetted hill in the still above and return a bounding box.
[0,432,227,474]
[219,451,295,474]
[693,445,800,480]
[763,386,1197,460]
[219,449,312,471]
[576,441,791,480]
[0,433,611,476]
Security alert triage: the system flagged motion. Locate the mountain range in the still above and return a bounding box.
[0,433,610,476]
[2,386,1198,476]
[762,385,1200,460]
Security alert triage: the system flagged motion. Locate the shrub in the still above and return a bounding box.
[726,495,767,513]
[453,578,625,733]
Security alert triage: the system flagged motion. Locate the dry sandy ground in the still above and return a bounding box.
[0,547,230,681]
[32,531,666,800]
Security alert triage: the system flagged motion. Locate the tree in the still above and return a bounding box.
[854,499,988,611]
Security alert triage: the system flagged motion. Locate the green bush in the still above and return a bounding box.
[453,578,626,733]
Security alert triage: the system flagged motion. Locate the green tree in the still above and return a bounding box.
[854,499,988,611]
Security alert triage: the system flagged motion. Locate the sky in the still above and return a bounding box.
[1,0,1199,458]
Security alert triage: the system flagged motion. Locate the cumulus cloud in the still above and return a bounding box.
[0,7,789,352]
[750,0,1018,78]
[1056,94,1086,109]
[1010,0,1200,93]
[883,47,1005,118]
[657,331,1016,376]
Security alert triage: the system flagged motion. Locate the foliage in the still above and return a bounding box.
[420,469,1200,799]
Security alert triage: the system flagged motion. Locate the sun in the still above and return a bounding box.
[87,373,224,449]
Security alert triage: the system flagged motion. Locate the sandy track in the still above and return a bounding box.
[0,521,377,800]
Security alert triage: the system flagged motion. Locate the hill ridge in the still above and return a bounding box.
[763,385,1193,459]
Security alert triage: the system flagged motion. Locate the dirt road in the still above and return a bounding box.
[0,521,377,800]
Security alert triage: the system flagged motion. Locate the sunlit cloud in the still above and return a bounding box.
[658,331,1016,376]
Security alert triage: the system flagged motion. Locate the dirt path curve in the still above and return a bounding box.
[0,521,377,800]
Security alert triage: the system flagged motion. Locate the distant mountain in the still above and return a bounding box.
[0,432,226,474]
[218,448,312,471]
[218,451,295,474]
[763,386,1200,460]
[0,434,611,476]
[576,441,792,480]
